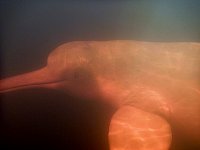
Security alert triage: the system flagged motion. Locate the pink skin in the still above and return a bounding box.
[0,40,200,149]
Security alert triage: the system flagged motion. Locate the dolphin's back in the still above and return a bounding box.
[46,40,200,87]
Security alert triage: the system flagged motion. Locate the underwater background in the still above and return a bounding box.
[1,0,200,149]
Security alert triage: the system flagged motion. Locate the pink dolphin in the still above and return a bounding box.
[1,40,200,150]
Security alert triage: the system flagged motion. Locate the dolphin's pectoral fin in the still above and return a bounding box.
[108,106,172,150]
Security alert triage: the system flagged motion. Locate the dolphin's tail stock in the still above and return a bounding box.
[0,67,60,93]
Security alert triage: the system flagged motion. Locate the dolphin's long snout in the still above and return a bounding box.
[0,67,59,93]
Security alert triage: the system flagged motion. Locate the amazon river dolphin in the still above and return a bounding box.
[0,40,200,150]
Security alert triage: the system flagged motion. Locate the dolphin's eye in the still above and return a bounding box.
[73,67,93,83]
[74,70,80,79]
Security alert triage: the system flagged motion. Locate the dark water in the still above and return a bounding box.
[0,88,115,150]
[0,1,200,149]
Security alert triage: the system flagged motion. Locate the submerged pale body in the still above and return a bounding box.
[1,40,200,150]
